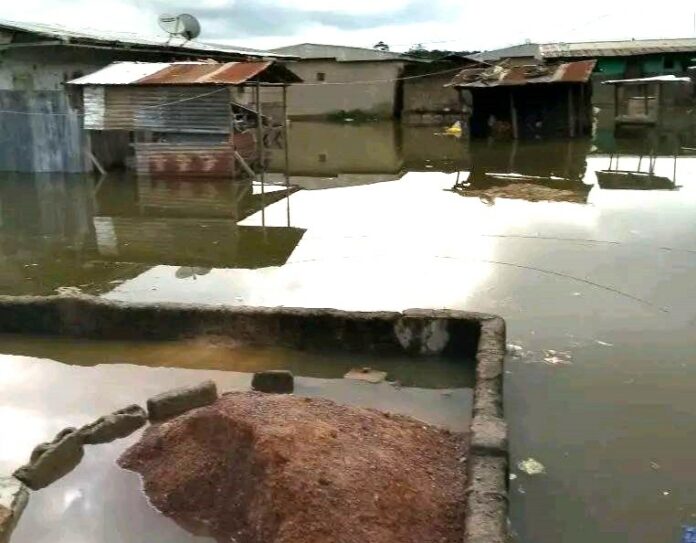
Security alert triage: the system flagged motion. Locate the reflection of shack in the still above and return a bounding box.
[595,130,680,190]
[448,60,596,139]
[93,177,304,268]
[601,76,692,131]
[68,61,301,178]
[266,121,405,189]
[453,140,592,203]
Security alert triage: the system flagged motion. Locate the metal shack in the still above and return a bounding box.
[449,60,596,139]
[68,61,302,179]
[0,18,287,173]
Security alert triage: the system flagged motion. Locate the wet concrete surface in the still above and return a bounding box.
[1,124,696,542]
[1,353,471,543]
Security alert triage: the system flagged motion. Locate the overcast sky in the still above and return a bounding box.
[3,0,696,52]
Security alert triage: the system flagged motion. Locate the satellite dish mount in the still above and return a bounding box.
[158,13,201,41]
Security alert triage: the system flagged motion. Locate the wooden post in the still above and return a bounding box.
[568,85,576,138]
[229,87,236,180]
[509,92,519,139]
[254,81,266,229]
[282,84,291,227]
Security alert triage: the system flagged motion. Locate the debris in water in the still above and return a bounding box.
[344,367,388,384]
[507,343,524,357]
[572,292,582,296]
[543,350,572,366]
[509,473,518,481]
[650,461,661,471]
[518,458,546,475]
[663,490,670,496]
[55,286,82,296]
[595,340,613,347]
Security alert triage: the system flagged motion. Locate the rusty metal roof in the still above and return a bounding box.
[69,61,302,86]
[448,60,596,88]
[541,38,696,59]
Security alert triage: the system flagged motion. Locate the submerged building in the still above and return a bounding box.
[68,60,301,178]
[449,60,596,139]
[0,18,287,173]
[268,43,416,119]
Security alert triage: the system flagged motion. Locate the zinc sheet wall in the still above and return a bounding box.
[0,90,87,172]
[84,85,230,133]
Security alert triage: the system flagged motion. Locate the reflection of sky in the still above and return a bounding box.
[104,172,601,309]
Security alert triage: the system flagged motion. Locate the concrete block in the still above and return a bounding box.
[147,380,218,422]
[252,370,294,394]
[14,428,84,490]
[0,477,29,543]
[79,405,147,445]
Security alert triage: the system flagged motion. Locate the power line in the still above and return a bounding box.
[0,66,465,116]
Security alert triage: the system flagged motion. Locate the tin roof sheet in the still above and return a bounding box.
[0,18,288,59]
[541,38,696,59]
[269,43,419,62]
[602,75,692,85]
[449,60,596,88]
[69,61,301,85]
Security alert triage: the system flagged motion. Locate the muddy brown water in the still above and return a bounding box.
[1,122,696,543]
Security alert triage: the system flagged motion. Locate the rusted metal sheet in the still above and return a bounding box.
[138,62,272,85]
[133,132,257,180]
[134,143,235,179]
[70,61,302,86]
[449,60,596,88]
[541,39,696,59]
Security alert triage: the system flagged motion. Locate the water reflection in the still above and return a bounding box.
[0,174,302,295]
[454,140,592,204]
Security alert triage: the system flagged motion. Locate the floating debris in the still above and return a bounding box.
[518,458,546,476]
[543,349,572,366]
[509,473,518,481]
[344,367,388,384]
[650,461,661,471]
[55,286,82,296]
[595,340,614,347]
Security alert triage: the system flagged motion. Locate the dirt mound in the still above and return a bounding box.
[119,392,468,543]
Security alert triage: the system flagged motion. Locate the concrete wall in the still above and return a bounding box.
[403,73,460,114]
[281,60,404,118]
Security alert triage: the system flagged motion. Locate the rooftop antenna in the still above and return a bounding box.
[158,13,201,41]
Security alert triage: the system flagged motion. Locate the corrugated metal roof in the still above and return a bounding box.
[69,61,301,85]
[0,18,288,59]
[269,43,417,62]
[449,60,596,88]
[541,38,696,59]
[467,43,540,63]
[603,75,692,85]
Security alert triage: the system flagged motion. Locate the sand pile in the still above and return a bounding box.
[119,392,468,543]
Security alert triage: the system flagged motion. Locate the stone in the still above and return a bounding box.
[13,428,84,490]
[0,477,29,543]
[78,405,147,445]
[147,380,218,422]
[251,370,294,393]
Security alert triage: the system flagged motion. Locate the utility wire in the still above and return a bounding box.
[0,66,465,117]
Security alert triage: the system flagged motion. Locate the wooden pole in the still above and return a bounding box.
[229,87,236,180]
[568,86,576,138]
[509,92,519,140]
[254,81,266,229]
[282,84,291,227]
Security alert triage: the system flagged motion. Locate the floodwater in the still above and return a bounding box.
[1,121,696,543]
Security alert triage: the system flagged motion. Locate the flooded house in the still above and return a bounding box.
[540,39,696,136]
[401,55,486,126]
[267,43,417,119]
[67,61,301,178]
[449,60,596,139]
[0,18,286,173]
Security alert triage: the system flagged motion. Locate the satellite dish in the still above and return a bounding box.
[158,13,201,40]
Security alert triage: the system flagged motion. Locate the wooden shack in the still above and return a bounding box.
[68,61,301,179]
[601,75,692,129]
[448,60,596,139]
